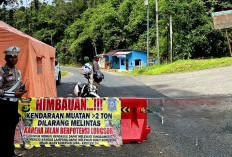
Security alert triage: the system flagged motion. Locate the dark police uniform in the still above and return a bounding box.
[0,46,23,157]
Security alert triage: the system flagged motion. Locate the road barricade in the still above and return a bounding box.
[121,98,151,143]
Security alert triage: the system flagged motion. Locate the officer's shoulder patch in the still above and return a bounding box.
[15,68,20,74]
[0,75,2,80]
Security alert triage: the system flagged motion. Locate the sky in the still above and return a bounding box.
[1,0,53,9]
[22,0,53,7]
[21,0,71,8]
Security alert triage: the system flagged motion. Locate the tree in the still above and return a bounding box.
[4,0,232,65]
[57,1,124,63]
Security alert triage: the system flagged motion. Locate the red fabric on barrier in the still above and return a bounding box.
[121,98,150,143]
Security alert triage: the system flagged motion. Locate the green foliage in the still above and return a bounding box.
[84,56,90,63]
[61,71,68,77]
[1,0,232,65]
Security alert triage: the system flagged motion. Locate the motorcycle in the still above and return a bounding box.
[74,63,104,98]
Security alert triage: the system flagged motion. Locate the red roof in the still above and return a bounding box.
[102,51,118,56]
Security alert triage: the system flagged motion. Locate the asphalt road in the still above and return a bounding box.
[56,67,166,98]
[132,65,232,97]
[22,67,232,157]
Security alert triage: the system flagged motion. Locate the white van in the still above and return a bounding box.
[55,60,61,85]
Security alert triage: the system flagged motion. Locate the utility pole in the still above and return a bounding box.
[156,0,160,64]
[145,0,149,66]
[51,34,53,46]
[225,29,232,57]
[170,15,173,63]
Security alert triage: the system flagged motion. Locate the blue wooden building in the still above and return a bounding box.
[101,50,152,71]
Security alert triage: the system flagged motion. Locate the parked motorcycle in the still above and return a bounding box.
[74,63,104,98]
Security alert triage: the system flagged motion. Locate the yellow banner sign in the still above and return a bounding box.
[16,97,122,147]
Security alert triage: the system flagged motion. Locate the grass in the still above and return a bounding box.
[60,63,81,77]
[60,62,84,68]
[128,57,232,75]
[61,71,68,77]
[61,64,79,68]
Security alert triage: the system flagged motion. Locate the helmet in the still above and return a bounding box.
[82,63,92,75]
[94,55,99,59]
[93,71,104,83]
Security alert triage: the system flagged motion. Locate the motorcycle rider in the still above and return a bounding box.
[93,55,100,73]
[92,55,104,85]
[74,57,104,97]
[74,63,99,97]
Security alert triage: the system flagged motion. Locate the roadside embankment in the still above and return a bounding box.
[129,57,232,75]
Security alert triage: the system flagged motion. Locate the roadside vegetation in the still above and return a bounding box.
[61,64,80,68]
[1,0,232,65]
[128,57,232,75]
[61,71,68,77]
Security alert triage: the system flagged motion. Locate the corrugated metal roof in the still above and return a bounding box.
[102,51,117,56]
[116,51,132,55]
[212,10,232,17]
[102,49,151,56]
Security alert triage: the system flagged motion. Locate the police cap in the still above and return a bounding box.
[4,46,20,57]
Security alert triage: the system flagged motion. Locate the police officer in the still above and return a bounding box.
[0,46,27,157]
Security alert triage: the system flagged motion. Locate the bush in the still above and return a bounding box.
[84,56,90,63]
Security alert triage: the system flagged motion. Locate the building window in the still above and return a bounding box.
[135,59,141,66]
[51,58,55,71]
[37,57,42,74]
[114,57,119,64]
[121,59,125,65]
